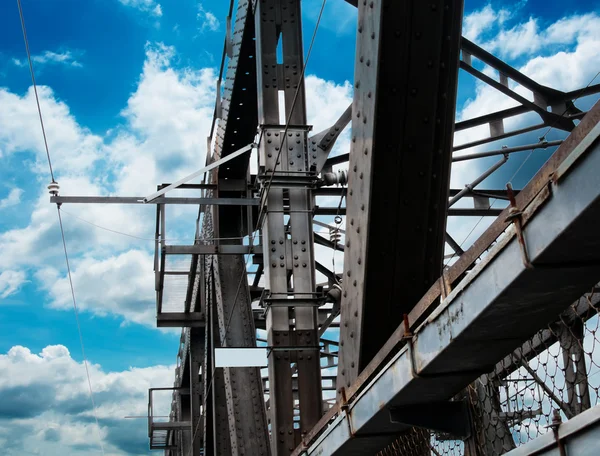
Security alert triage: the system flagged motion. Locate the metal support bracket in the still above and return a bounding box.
[505,183,533,269]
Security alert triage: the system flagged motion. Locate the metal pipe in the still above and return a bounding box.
[453,140,562,162]
[448,154,508,207]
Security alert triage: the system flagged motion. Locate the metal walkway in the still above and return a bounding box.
[295,105,600,454]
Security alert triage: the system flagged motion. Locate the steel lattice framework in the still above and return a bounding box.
[52,0,600,455]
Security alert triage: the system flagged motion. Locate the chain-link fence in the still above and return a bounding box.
[377,286,600,455]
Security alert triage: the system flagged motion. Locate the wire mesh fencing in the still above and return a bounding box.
[377,286,600,455]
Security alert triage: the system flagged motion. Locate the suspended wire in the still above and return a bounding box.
[57,208,106,455]
[16,0,54,182]
[188,1,329,452]
[444,70,600,268]
[16,1,105,454]
[59,208,246,243]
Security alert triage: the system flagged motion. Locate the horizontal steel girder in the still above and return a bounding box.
[51,196,258,205]
[295,104,600,455]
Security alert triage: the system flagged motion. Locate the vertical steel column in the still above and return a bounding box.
[255,0,322,454]
[207,278,233,455]
[181,374,191,456]
[213,253,271,456]
[189,328,203,456]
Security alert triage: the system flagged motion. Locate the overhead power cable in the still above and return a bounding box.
[16,1,105,454]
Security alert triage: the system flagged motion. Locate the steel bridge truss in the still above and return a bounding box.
[51,0,600,454]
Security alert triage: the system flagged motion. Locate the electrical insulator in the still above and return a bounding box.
[321,169,348,186]
[48,181,60,196]
[329,226,342,245]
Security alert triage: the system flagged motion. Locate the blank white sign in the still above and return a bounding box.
[215,347,268,367]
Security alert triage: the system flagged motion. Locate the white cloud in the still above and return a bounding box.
[0,270,27,299]
[197,3,220,32]
[0,85,103,173]
[12,50,82,69]
[0,344,173,455]
[118,0,163,17]
[39,249,156,326]
[477,11,600,60]
[463,4,510,42]
[0,188,23,209]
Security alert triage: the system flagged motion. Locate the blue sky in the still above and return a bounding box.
[0,0,599,454]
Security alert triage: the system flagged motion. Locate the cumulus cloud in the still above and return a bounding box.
[466,6,600,61]
[0,85,103,173]
[0,270,27,299]
[118,0,162,17]
[12,50,83,69]
[0,344,173,455]
[197,3,220,32]
[39,249,156,326]
[462,4,511,42]
[0,188,23,209]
